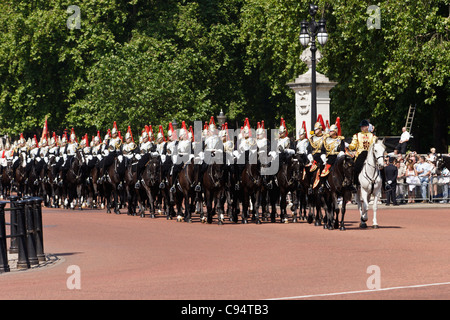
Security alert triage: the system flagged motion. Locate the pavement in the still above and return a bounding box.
[1,201,450,300]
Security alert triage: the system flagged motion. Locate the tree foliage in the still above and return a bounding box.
[0,0,448,151]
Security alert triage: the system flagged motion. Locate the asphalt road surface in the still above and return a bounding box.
[1,204,449,301]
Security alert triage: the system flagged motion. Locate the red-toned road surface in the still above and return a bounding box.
[1,204,449,300]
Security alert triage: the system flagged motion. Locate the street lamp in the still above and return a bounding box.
[299,3,328,131]
[217,109,227,127]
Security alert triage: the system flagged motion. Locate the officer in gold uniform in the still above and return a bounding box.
[348,119,378,185]
[320,124,345,177]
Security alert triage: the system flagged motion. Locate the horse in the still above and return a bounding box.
[202,162,225,224]
[84,153,101,209]
[323,154,355,230]
[177,158,202,223]
[303,159,326,226]
[124,154,140,216]
[355,139,386,229]
[276,153,301,223]
[0,160,12,199]
[241,158,263,224]
[103,153,126,214]
[13,153,28,197]
[141,154,164,218]
[292,154,308,222]
[64,149,88,209]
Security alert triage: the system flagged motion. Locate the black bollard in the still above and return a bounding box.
[15,200,30,269]
[8,195,20,254]
[31,197,45,262]
[0,202,10,273]
[24,199,39,266]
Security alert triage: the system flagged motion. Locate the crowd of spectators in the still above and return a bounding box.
[384,148,449,204]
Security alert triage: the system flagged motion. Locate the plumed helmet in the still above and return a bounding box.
[314,121,323,130]
[329,124,339,133]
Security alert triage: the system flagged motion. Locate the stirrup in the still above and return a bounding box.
[320,169,329,177]
[135,181,141,189]
[195,184,201,192]
[170,185,176,193]
[159,182,165,189]
[235,183,240,191]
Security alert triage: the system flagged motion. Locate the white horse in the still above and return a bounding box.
[355,139,386,229]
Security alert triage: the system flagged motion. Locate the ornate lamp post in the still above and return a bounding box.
[217,109,227,127]
[299,3,328,131]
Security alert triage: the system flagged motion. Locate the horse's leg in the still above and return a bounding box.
[314,192,322,226]
[217,191,225,226]
[372,187,380,228]
[359,188,369,228]
[280,190,288,223]
[206,191,213,224]
[242,189,249,224]
[339,193,348,231]
[113,188,121,214]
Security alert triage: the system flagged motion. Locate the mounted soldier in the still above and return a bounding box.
[98,122,122,184]
[135,125,156,189]
[321,119,345,177]
[233,118,256,190]
[296,121,309,166]
[348,119,378,186]
[306,115,327,188]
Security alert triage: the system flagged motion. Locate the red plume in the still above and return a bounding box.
[158,125,166,142]
[302,121,308,139]
[189,125,195,142]
[317,114,325,130]
[127,126,134,142]
[335,117,341,136]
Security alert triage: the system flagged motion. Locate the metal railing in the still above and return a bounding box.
[0,196,45,273]
[380,181,449,203]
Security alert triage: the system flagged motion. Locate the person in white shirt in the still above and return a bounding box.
[395,127,410,154]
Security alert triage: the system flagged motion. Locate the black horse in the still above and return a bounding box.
[241,160,263,224]
[103,154,126,214]
[178,158,202,223]
[323,155,355,230]
[275,153,301,223]
[202,163,225,224]
[64,149,88,209]
[302,160,326,226]
[0,160,12,199]
[124,155,140,216]
[141,154,164,218]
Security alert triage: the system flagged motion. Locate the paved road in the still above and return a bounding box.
[1,204,449,300]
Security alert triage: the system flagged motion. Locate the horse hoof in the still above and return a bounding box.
[242,219,248,224]
[360,222,367,229]
[373,224,379,229]
[340,226,346,231]
[315,221,321,226]
[256,220,261,225]
[218,220,223,225]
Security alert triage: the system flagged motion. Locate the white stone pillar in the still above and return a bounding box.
[287,46,337,138]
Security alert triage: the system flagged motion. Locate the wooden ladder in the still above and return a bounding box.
[405,104,416,136]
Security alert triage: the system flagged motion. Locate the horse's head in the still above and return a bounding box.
[288,155,301,182]
[148,156,161,185]
[341,155,355,187]
[372,139,386,169]
[210,163,224,187]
